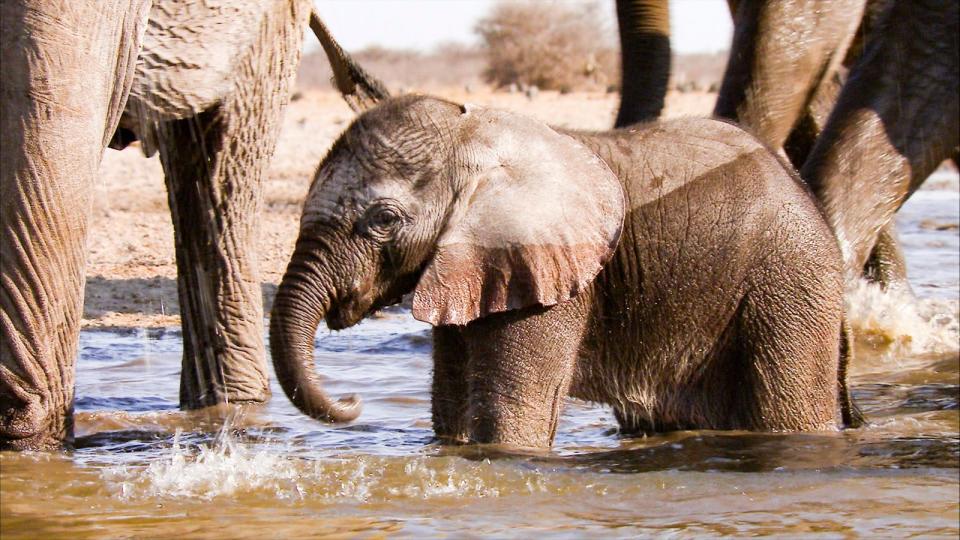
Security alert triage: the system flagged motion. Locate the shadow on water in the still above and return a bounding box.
[854,382,959,415]
[442,430,960,475]
[555,432,960,474]
[75,396,173,412]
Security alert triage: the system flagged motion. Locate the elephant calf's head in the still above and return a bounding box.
[270,95,624,424]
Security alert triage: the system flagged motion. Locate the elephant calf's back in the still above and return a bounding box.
[575,120,844,430]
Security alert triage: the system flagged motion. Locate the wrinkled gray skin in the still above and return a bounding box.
[271,96,852,449]
[619,0,942,290]
[715,0,903,286]
[0,0,380,450]
[715,0,870,164]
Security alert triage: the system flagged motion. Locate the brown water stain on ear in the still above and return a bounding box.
[411,241,615,326]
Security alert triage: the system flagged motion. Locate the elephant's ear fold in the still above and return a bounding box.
[411,108,625,326]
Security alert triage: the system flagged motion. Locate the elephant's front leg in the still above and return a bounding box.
[153,1,308,409]
[157,108,270,408]
[0,0,148,449]
[431,326,469,442]
[460,299,590,449]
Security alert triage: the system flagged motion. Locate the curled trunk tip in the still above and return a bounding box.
[269,271,363,424]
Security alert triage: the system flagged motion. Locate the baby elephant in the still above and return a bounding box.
[270,95,857,449]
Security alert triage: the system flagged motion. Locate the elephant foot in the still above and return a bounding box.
[178,346,271,410]
[0,391,73,450]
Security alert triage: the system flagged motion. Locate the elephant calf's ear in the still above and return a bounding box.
[412,110,625,326]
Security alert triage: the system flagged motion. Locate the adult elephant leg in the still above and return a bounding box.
[783,71,844,169]
[614,0,670,127]
[801,0,959,281]
[154,0,310,409]
[0,0,148,449]
[783,0,894,168]
[715,0,866,150]
[156,110,269,408]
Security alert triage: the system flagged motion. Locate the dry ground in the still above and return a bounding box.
[85,88,717,328]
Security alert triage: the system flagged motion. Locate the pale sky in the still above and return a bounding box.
[313,0,734,54]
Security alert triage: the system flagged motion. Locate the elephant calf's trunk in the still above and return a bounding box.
[269,273,361,423]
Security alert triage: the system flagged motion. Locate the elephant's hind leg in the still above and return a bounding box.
[157,107,271,408]
[862,221,912,293]
[731,276,843,432]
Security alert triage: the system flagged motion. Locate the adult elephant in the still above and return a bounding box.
[799,0,958,283]
[715,0,871,166]
[715,0,899,287]
[618,0,956,288]
[0,0,385,450]
[269,95,858,447]
[615,0,863,161]
[714,0,958,286]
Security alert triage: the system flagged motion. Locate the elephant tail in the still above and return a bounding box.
[839,317,865,428]
[309,10,390,112]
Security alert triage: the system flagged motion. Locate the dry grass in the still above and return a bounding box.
[298,1,729,95]
[297,44,487,93]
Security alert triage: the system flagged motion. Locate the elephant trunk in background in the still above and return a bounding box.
[614,0,671,127]
[269,240,362,424]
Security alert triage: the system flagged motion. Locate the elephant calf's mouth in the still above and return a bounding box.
[325,302,363,330]
[325,293,405,330]
[325,272,422,330]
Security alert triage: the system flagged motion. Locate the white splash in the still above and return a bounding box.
[103,428,301,501]
[845,280,959,358]
[102,428,551,502]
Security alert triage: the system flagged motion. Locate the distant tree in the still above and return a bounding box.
[475,1,617,92]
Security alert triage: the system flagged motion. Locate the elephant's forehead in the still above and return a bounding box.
[302,163,413,222]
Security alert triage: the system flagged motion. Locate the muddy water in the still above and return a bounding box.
[2,174,958,538]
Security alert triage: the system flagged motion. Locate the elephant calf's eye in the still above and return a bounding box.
[362,205,406,237]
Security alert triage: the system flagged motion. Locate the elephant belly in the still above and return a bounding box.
[126,0,265,122]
